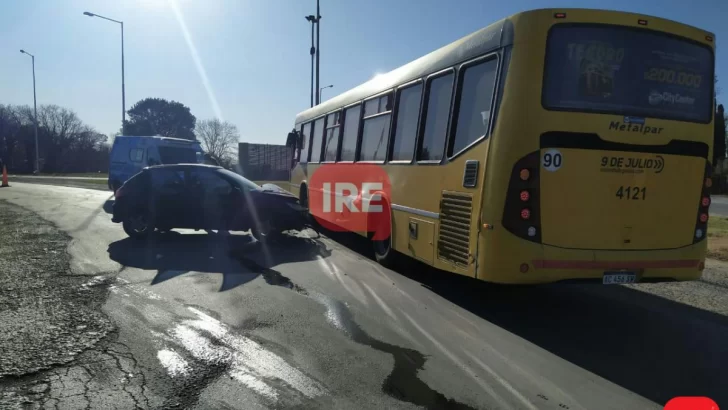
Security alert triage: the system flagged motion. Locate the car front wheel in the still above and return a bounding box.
[123,214,152,239]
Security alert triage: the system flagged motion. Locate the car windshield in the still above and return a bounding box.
[217,168,261,192]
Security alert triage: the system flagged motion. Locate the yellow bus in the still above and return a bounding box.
[288,8,715,284]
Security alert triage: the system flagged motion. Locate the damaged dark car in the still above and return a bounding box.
[111,164,310,241]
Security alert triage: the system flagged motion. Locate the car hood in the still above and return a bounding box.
[249,187,298,203]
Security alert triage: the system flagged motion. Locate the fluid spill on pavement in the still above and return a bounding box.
[234,254,477,410]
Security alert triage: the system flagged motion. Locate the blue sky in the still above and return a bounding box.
[1,0,726,145]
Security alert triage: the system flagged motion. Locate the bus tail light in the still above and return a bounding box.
[637,19,648,26]
[693,162,712,244]
[520,208,531,220]
[503,151,541,243]
[519,169,530,181]
[554,12,566,19]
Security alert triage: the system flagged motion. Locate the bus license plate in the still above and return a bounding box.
[603,272,637,284]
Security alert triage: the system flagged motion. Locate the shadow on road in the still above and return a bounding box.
[107,231,332,292]
[321,228,728,407]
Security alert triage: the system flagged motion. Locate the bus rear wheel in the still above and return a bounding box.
[372,207,396,268]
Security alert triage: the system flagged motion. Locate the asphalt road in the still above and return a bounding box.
[1,182,727,409]
[710,195,728,218]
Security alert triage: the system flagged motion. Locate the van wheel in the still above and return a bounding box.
[111,181,121,195]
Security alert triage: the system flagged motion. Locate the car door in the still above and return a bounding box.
[151,168,189,229]
[186,168,235,230]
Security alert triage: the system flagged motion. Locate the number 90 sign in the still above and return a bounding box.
[542,149,562,172]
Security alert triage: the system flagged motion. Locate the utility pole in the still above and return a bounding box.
[315,0,321,105]
[305,15,317,108]
[20,50,39,173]
[319,85,333,103]
[83,12,126,134]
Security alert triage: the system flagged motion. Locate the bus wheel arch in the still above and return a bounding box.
[368,194,396,267]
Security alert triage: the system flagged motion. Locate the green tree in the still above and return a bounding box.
[124,98,196,139]
[716,104,727,165]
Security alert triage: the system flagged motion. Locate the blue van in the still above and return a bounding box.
[108,135,204,192]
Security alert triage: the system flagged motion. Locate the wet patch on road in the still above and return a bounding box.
[0,201,114,379]
[233,253,477,410]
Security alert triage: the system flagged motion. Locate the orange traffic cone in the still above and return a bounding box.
[1,166,9,188]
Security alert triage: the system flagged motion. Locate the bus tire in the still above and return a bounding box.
[299,184,309,209]
[371,200,396,268]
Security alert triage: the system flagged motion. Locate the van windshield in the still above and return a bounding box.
[158,146,200,164]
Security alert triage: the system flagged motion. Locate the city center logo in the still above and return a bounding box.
[309,164,392,240]
[648,90,695,106]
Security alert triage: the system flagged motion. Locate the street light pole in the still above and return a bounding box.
[83,11,126,134]
[121,21,125,134]
[305,15,317,108]
[19,49,39,174]
[319,85,333,103]
[315,0,321,105]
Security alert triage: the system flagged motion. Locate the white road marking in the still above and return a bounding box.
[317,256,370,307]
[157,349,191,377]
[360,282,396,321]
[163,307,326,401]
[80,275,106,290]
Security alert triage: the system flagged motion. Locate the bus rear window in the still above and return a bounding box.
[543,25,713,123]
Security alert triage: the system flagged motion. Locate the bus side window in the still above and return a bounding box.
[449,58,498,156]
[309,117,325,163]
[390,83,423,161]
[323,111,342,162]
[300,122,312,164]
[359,93,393,162]
[417,72,454,162]
[339,105,361,161]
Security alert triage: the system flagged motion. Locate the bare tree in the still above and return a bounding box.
[195,118,239,167]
